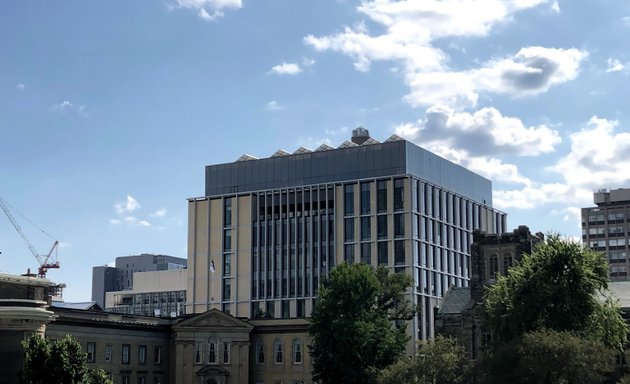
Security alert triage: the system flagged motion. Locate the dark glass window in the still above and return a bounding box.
[222,279,231,301]
[394,214,404,238]
[361,182,371,214]
[394,240,405,265]
[344,218,354,242]
[344,184,354,216]
[138,345,147,365]
[344,244,355,264]
[361,217,371,241]
[377,215,388,239]
[223,253,231,276]
[361,243,371,264]
[122,344,130,364]
[394,179,404,211]
[224,197,232,226]
[223,229,232,251]
[378,242,388,265]
[377,180,387,213]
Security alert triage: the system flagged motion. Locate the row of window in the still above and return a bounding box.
[589,238,628,248]
[255,339,303,365]
[195,338,230,365]
[86,342,161,365]
[587,211,627,222]
[344,179,405,216]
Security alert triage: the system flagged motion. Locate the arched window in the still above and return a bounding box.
[195,342,203,364]
[489,254,498,279]
[207,337,218,364]
[273,338,283,364]
[255,340,265,364]
[503,253,513,275]
[292,339,303,364]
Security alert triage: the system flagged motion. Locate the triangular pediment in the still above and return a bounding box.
[174,309,253,331]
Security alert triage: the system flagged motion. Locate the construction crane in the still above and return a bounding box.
[0,197,60,278]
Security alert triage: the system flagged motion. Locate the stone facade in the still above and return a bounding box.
[435,226,542,359]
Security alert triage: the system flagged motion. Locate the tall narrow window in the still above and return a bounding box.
[208,338,218,364]
[256,340,265,364]
[503,253,513,275]
[223,253,231,276]
[122,344,130,365]
[361,216,371,241]
[138,345,147,365]
[344,218,354,241]
[195,342,203,364]
[394,214,404,238]
[292,339,303,364]
[394,179,404,211]
[377,215,388,239]
[86,342,96,363]
[344,184,354,216]
[223,279,231,301]
[394,241,405,265]
[361,182,371,214]
[224,197,232,226]
[377,180,387,213]
[345,244,355,264]
[273,339,284,364]
[378,242,388,265]
[222,342,230,364]
[361,243,371,264]
[104,345,112,363]
[223,229,232,251]
[154,346,161,365]
[489,254,499,279]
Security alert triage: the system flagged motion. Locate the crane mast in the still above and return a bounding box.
[0,197,60,278]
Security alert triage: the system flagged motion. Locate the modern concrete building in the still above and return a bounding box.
[186,127,506,364]
[92,254,187,308]
[105,269,187,317]
[582,188,630,280]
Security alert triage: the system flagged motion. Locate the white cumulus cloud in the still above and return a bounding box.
[114,195,141,214]
[606,58,624,73]
[266,100,284,111]
[149,208,167,218]
[174,0,242,21]
[271,62,302,75]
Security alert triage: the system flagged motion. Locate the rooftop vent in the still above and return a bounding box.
[384,134,404,143]
[338,140,359,149]
[293,146,312,155]
[236,154,258,161]
[361,137,380,146]
[271,149,291,157]
[315,143,335,151]
[351,126,371,145]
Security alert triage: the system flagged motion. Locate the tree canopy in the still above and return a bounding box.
[484,234,628,350]
[21,334,112,384]
[309,263,414,384]
[377,336,468,384]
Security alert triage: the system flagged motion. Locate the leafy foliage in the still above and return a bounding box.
[309,263,414,384]
[484,234,628,350]
[377,336,468,384]
[482,329,616,384]
[21,334,112,384]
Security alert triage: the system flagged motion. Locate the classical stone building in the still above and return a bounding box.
[435,226,542,359]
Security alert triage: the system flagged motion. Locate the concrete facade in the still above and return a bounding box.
[582,188,630,281]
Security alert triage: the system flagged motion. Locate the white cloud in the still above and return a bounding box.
[271,62,302,75]
[550,1,560,13]
[606,58,624,73]
[138,220,151,227]
[16,83,25,90]
[174,0,242,21]
[395,106,561,157]
[50,100,88,116]
[302,57,316,67]
[109,219,121,225]
[305,0,585,110]
[553,116,630,188]
[114,195,141,214]
[324,126,349,136]
[493,183,591,209]
[149,208,167,218]
[266,100,284,111]
[623,16,630,27]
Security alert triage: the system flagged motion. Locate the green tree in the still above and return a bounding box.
[21,334,111,384]
[377,336,468,384]
[309,263,414,384]
[482,329,616,384]
[484,234,628,350]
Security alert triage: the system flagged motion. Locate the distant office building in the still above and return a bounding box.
[92,254,187,309]
[187,126,506,365]
[105,269,187,317]
[582,188,630,280]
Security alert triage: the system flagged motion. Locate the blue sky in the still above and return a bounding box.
[2,0,630,302]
